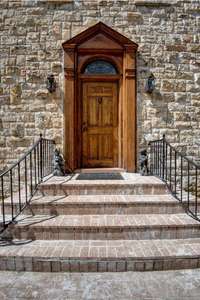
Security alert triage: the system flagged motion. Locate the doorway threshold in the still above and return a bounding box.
[74,168,125,174]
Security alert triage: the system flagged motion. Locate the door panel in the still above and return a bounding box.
[82,82,118,167]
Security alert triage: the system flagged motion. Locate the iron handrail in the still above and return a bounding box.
[149,134,200,221]
[0,134,55,233]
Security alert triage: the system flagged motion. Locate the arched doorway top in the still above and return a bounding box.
[82,59,118,75]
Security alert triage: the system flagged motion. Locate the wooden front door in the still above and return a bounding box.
[82,82,118,168]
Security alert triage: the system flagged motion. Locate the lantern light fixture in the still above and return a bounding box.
[146,73,155,93]
[46,74,56,93]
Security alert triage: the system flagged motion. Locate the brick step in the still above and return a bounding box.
[4,195,185,215]
[10,214,200,240]
[38,176,167,196]
[1,239,200,272]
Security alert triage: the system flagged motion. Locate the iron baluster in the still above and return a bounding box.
[149,143,152,174]
[30,152,33,197]
[43,139,46,177]
[34,147,37,189]
[158,141,160,177]
[48,140,50,174]
[174,151,177,197]
[37,144,40,184]
[158,141,160,176]
[195,167,198,217]
[10,169,14,219]
[162,136,165,180]
[187,160,190,210]
[18,162,21,210]
[180,156,183,202]
[24,157,28,204]
[169,147,172,190]
[165,143,168,183]
[45,139,47,176]
[156,142,158,175]
[1,176,5,227]
[40,136,43,181]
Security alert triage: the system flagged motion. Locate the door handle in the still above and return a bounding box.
[97,97,102,104]
[82,124,87,132]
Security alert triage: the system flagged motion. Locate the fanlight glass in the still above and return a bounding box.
[84,60,117,75]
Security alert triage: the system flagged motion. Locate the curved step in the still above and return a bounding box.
[0,239,200,272]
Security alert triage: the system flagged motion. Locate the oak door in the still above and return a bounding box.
[82,82,118,167]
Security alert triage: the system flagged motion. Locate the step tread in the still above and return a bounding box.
[5,194,178,205]
[13,213,200,228]
[1,238,200,259]
[40,174,165,186]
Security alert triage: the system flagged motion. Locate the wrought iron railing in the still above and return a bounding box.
[149,134,200,221]
[0,135,55,232]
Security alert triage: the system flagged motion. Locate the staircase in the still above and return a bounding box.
[1,173,200,272]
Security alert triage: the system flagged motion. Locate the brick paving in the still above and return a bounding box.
[0,269,200,299]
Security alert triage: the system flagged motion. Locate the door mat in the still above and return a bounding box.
[76,173,124,180]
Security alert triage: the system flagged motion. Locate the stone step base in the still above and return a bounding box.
[1,239,200,272]
[10,213,200,240]
[4,195,185,215]
[38,176,167,196]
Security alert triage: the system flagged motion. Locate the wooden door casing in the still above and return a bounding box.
[82,82,118,168]
[63,22,138,172]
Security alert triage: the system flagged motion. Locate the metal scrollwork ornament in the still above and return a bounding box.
[53,149,65,176]
[139,149,149,176]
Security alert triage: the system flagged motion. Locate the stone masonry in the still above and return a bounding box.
[0,0,200,170]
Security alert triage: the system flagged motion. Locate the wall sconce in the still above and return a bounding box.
[46,74,56,93]
[146,73,155,93]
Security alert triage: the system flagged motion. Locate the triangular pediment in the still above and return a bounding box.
[78,33,123,50]
[62,22,138,50]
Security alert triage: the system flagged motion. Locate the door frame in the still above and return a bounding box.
[79,79,120,168]
[62,22,138,172]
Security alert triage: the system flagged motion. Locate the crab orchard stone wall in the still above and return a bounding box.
[0,0,200,171]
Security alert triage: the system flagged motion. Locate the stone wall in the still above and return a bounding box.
[0,0,200,171]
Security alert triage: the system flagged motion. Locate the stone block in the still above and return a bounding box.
[10,84,22,105]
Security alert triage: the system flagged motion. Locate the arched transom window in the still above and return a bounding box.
[83,59,117,75]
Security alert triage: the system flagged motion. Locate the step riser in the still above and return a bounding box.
[4,203,185,215]
[39,185,167,196]
[13,226,200,240]
[0,257,199,272]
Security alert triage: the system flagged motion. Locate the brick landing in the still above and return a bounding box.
[1,173,200,272]
[39,173,167,195]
